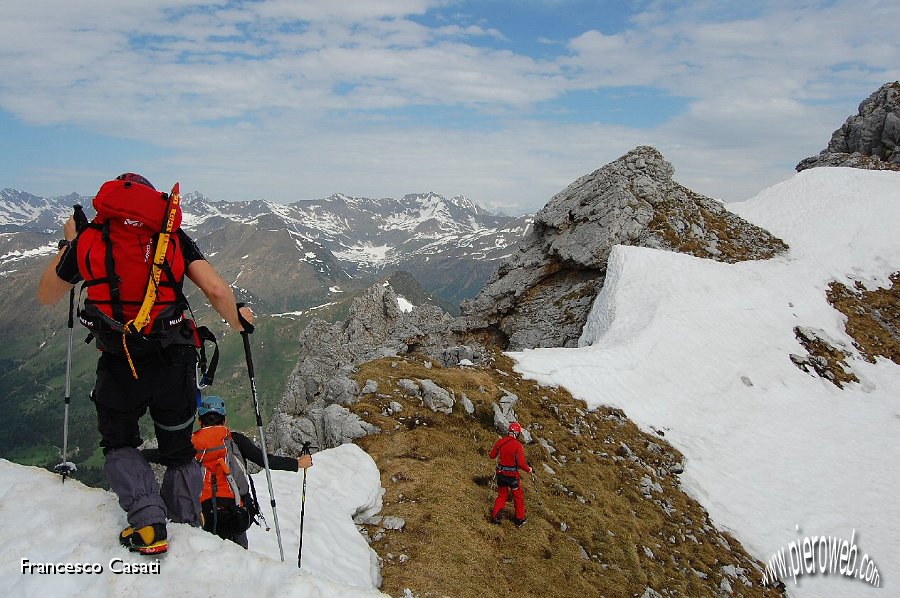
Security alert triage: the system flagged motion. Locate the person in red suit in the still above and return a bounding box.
[489,421,533,527]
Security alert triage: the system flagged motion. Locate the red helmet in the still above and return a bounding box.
[115,172,156,190]
[508,422,522,434]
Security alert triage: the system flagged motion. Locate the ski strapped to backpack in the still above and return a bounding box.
[75,178,219,383]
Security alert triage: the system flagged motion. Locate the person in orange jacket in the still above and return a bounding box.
[489,421,533,527]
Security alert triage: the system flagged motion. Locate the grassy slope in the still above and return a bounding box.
[350,352,780,598]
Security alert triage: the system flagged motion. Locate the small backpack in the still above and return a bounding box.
[76,179,197,362]
[193,425,260,535]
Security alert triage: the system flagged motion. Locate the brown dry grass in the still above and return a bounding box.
[648,194,788,264]
[792,326,860,388]
[827,273,900,365]
[350,351,781,598]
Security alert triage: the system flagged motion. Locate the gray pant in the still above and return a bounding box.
[95,345,203,530]
[106,448,203,529]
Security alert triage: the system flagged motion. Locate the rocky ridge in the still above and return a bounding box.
[797,81,900,172]
[267,282,485,453]
[460,146,788,350]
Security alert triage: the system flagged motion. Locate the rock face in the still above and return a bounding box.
[461,146,788,350]
[797,81,900,172]
[269,283,484,453]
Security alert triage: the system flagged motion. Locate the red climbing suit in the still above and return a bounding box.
[490,434,532,521]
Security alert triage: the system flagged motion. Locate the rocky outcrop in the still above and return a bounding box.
[269,283,485,453]
[797,81,900,172]
[461,146,788,350]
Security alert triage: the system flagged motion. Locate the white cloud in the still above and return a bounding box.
[0,0,898,212]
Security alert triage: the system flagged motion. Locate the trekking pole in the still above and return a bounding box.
[297,441,316,569]
[54,205,87,483]
[531,470,543,509]
[237,304,284,562]
[53,287,77,483]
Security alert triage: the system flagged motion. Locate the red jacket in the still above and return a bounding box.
[490,435,532,478]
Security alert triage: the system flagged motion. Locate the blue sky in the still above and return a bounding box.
[0,0,897,214]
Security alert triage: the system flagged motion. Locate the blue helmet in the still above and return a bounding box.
[198,396,226,417]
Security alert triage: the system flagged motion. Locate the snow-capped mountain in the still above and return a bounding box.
[0,189,82,233]
[0,188,526,313]
[180,191,521,275]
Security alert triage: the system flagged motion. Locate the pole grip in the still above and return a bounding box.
[241,332,256,382]
[67,287,75,329]
[73,204,89,233]
[236,302,255,334]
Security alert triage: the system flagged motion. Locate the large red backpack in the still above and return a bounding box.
[76,178,194,361]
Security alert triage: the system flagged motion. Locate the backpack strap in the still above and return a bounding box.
[495,436,519,474]
[100,221,125,325]
[210,469,219,534]
[246,471,265,528]
[157,258,184,294]
[196,326,219,388]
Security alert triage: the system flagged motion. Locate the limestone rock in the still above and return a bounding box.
[492,391,532,442]
[492,391,519,433]
[270,281,486,454]
[323,371,360,405]
[439,344,483,367]
[323,403,378,447]
[461,146,787,350]
[797,82,900,171]
[267,399,378,452]
[268,408,319,453]
[381,516,406,530]
[418,379,454,414]
[398,379,421,397]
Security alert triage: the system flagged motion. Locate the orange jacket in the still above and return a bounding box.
[490,434,532,478]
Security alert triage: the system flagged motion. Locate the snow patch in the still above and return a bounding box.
[1,444,386,596]
[334,243,394,267]
[396,296,414,313]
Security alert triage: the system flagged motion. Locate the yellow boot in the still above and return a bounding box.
[119,523,168,555]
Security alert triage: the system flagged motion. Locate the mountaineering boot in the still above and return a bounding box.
[489,514,501,525]
[119,522,168,555]
[514,516,527,528]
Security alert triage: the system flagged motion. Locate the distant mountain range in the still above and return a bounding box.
[0,188,531,313]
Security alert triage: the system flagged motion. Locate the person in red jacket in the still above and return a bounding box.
[489,421,533,527]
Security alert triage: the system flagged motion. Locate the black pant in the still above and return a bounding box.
[93,344,198,466]
[201,498,250,549]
